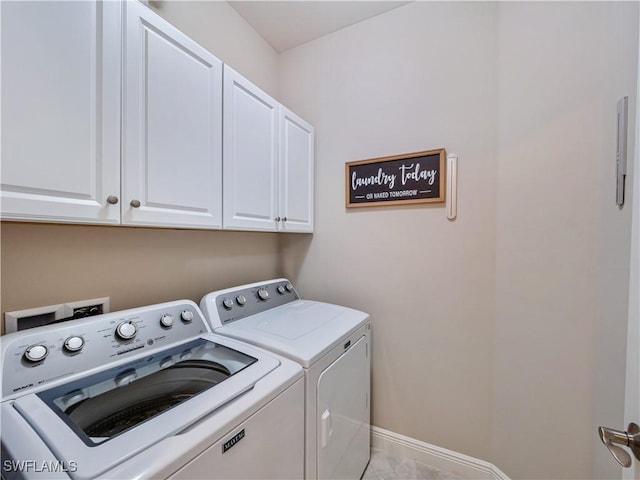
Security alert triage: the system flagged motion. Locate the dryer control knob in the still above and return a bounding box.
[160,314,174,328]
[116,321,137,340]
[222,298,234,310]
[257,288,270,301]
[24,344,48,362]
[180,310,194,323]
[64,336,84,353]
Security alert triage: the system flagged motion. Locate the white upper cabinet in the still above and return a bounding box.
[280,107,314,233]
[1,1,122,224]
[122,1,223,229]
[223,66,280,231]
[2,1,311,233]
[223,66,314,233]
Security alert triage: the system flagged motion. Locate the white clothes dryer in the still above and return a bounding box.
[200,279,371,480]
[1,300,304,480]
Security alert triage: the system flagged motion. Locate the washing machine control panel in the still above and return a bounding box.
[215,280,299,325]
[1,300,209,399]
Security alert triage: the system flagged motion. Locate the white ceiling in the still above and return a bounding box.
[228,1,413,53]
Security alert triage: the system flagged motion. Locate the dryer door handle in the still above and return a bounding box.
[320,409,333,448]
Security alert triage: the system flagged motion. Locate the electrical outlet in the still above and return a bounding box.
[4,297,110,333]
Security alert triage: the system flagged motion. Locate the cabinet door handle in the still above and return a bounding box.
[106,195,119,205]
[282,217,287,222]
[130,200,141,208]
[275,217,281,222]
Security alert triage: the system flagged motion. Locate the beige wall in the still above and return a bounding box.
[279,1,638,479]
[279,1,500,462]
[494,3,637,478]
[0,1,282,330]
[0,223,280,319]
[149,0,279,96]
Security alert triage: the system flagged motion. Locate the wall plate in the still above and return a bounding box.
[4,297,110,333]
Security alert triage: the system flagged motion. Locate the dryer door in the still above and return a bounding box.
[317,335,370,480]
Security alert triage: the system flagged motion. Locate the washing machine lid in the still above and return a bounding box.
[214,300,369,368]
[7,334,280,480]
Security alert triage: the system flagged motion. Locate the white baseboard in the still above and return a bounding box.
[371,426,510,480]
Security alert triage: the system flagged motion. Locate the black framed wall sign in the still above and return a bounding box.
[345,148,446,208]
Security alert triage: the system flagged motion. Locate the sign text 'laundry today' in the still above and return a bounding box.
[345,148,446,207]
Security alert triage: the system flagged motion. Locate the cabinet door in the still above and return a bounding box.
[1,1,121,224]
[317,336,370,480]
[123,2,223,229]
[223,66,279,231]
[280,107,314,233]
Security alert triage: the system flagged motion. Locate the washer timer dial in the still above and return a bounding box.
[116,321,137,340]
[257,288,270,301]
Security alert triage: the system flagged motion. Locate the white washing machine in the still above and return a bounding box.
[1,300,304,480]
[200,279,371,480]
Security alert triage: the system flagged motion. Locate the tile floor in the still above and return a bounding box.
[362,448,464,480]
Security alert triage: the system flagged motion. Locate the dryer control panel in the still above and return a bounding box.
[203,279,300,326]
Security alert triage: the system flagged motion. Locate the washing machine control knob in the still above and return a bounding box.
[285,282,294,292]
[222,298,234,310]
[236,295,247,306]
[277,286,286,295]
[257,288,270,301]
[64,336,84,353]
[24,344,48,362]
[180,310,194,323]
[116,321,137,340]
[160,314,174,328]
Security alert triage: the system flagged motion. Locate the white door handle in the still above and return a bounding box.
[320,409,332,448]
